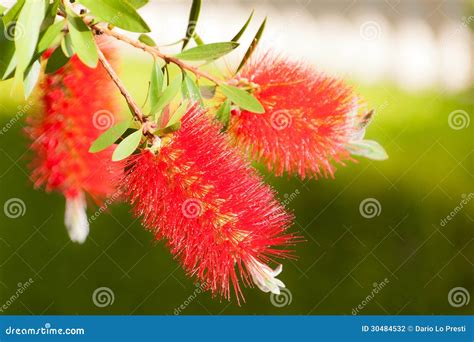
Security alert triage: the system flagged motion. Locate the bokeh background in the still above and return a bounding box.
[0,0,473,315]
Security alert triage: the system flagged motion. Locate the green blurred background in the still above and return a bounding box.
[0,0,473,315]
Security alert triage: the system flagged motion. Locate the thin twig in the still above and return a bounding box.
[96,46,146,124]
[91,23,222,85]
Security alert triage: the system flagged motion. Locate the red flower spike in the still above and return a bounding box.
[123,108,296,301]
[228,51,361,179]
[26,39,121,243]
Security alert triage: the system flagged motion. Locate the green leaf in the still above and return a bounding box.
[37,19,65,53]
[78,0,150,33]
[192,32,204,46]
[66,7,98,68]
[215,99,231,130]
[15,0,46,76]
[149,60,164,109]
[151,76,182,117]
[23,59,41,98]
[90,118,132,153]
[112,129,143,161]
[231,10,254,42]
[60,33,74,57]
[41,0,60,30]
[45,46,69,74]
[138,33,156,46]
[0,19,17,80]
[2,0,25,25]
[199,85,216,99]
[181,74,202,104]
[175,42,239,61]
[166,101,188,128]
[219,84,264,114]
[127,0,149,9]
[236,17,266,73]
[182,0,201,50]
[346,140,388,161]
[0,5,7,15]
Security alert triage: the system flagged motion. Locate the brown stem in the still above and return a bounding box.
[90,23,222,85]
[96,47,146,124]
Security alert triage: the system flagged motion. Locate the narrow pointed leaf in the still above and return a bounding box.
[346,140,388,161]
[138,33,156,46]
[90,118,133,153]
[182,0,201,50]
[37,19,65,53]
[45,46,70,74]
[192,32,204,46]
[60,33,74,57]
[78,0,150,33]
[215,99,231,130]
[231,10,254,42]
[175,42,239,61]
[23,59,41,98]
[149,60,164,109]
[236,17,266,73]
[151,76,182,116]
[66,7,98,68]
[220,84,264,114]
[166,101,189,128]
[15,0,45,76]
[0,19,16,80]
[112,129,143,161]
[128,0,149,9]
[181,74,202,104]
[2,0,25,25]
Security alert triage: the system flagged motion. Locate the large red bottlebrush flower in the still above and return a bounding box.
[227,51,362,179]
[26,39,121,243]
[123,108,296,301]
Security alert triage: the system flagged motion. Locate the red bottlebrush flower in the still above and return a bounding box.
[26,39,121,243]
[227,52,361,179]
[123,108,296,301]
